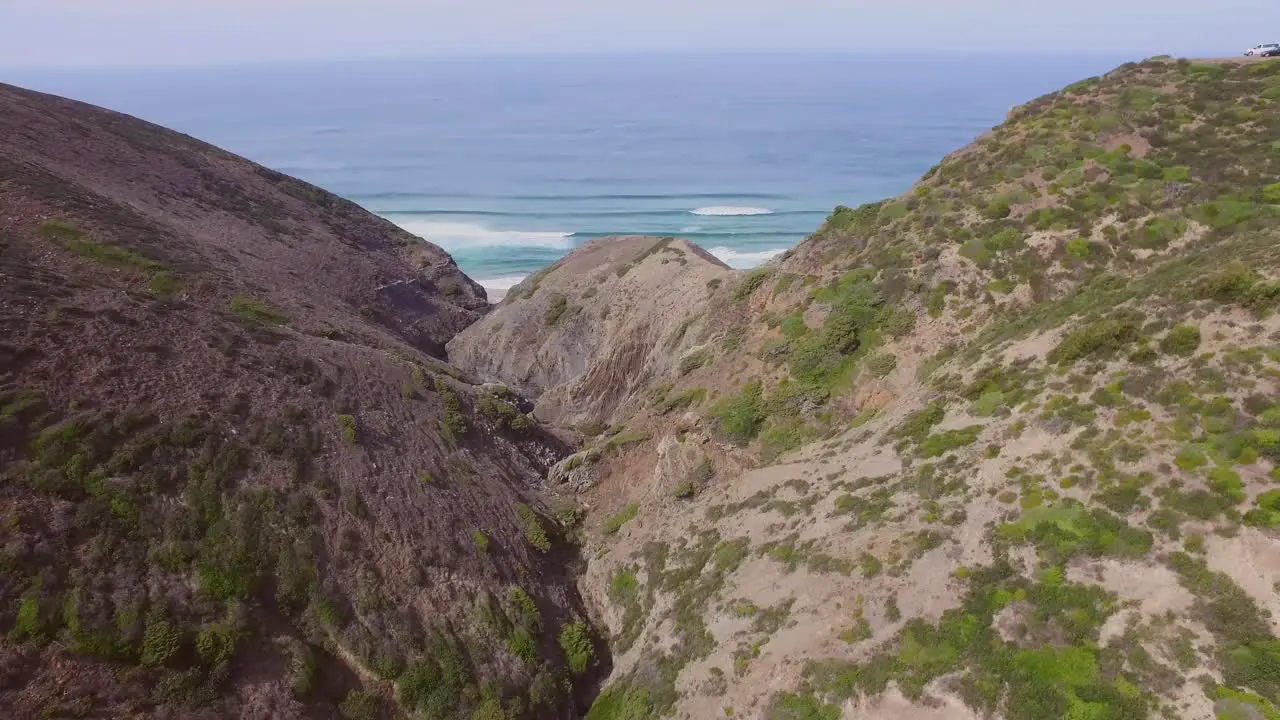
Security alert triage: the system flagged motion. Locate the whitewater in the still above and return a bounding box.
[386,207,800,300]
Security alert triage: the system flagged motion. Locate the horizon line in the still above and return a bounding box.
[0,49,1175,74]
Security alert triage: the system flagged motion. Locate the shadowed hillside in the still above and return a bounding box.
[0,82,605,719]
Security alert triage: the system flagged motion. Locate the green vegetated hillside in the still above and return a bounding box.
[562,58,1280,720]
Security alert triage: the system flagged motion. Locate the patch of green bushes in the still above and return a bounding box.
[733,268,773,301]
[336,414,358,444]
[711,381,767,444]
[559,619,594,674]
[917,425,984,458]
[516,504,551,552]
[544,294,571,325]
[605,504,639,535]
[893,401,946,442]
[1047,315,1141,365]
[678,349,711,376]
[39,219,162,273]
[230,296,289,326]
[997,501,1153,561]
[149,271,182,297]
[866,353,897,378]
[1160,324,1201,356]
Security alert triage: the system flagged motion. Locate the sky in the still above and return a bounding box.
[3,0,1279,68]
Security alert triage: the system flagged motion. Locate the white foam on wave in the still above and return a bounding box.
[476,275,528,303]
[689,206,774,216]
[389,219,574,250]
[679,225,704,233]
[708,246,787,269]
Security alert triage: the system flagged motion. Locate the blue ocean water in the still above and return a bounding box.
[10,54,1127,297]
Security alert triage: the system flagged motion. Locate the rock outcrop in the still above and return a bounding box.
[448,236,732,428]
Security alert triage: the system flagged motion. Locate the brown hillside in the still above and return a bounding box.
[0,83,601,719]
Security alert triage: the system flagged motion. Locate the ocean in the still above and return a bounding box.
[8,54,1128,300]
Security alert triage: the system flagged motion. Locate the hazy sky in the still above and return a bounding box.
[4,0,1279,68]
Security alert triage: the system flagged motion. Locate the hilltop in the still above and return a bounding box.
[454,57,1280,720]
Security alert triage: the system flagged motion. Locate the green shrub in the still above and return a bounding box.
[767,691,841,720]
[605,504,639,535]
[472,530,491,553]
[508,586,541,633]
[1188,199,1261,230]
[678,349,711,376]
[436,379,468,441]
[39,219,162,273]
[336,414,358,444]
[859,553,882,577]
[586,682,652,720]
[866,353,897,378]
[759,418,813,463]
[971,391,1006,417]
[997,501,1152,561]
[917,425,984,458]
[544,294,571,325]
[195,622,239,668]
[287,642,318,696]
[1064,238,1091,259]
[9,581,47,643]
[1132,215,1187,249]
[141,609,182,667]
[1174,446,1207,472]
[1160,324,1201,356]
[516,504,551,552]
[1047,316,1140,366]
[926,284,948,317]
[338,690,380,720]
[507,628,536,664]
[149,271,182,297]
[984,197,1012,219]
[733,268,773,301]
[1209,467,1245,503]
[1264,182,1280,204]
[894,401,946,441]
[1245,490,1280,528]
[780,314,809,339]
[711,381,768,444]
[229,296,288,326]
[397,639,471,715]
[559,619,594,674]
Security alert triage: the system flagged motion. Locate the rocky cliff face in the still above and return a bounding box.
[0,82,600,719]
[448,236,733,429]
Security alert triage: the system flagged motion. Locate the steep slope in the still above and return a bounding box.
[462,58,1280,720]
[448,236,733,429]
[0,83,603,719]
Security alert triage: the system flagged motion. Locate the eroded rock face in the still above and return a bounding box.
[447,236,733,427]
